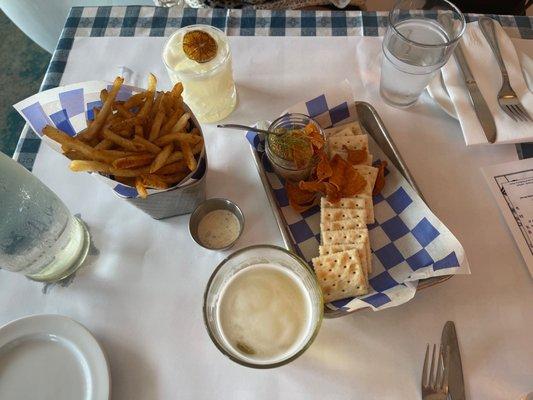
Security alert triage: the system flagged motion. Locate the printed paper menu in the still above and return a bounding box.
[482,158,533,277]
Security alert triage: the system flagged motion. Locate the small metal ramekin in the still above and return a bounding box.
[189,198,244,251]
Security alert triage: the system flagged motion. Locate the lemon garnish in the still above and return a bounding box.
[182,30,218,64]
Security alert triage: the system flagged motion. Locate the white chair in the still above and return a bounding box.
[0,0,154,53]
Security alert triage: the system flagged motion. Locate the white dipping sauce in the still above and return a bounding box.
[217,264,312,363]
[197,209,240,249]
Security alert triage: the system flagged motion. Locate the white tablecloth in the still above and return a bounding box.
[1,36,532,399]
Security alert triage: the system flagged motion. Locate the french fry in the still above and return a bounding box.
[180,140,197,171]
[133,135,161,154]
[154,132,201,147]
[134,125,143,138]
[135,177,149,199]
[117,104,134,119]
[171,82,183,102]
[148,110,165,141]
[137,73,157,119]
[114,129,135,138]
[109,166,150,177]
[100,149,135,158]
[172,113,190,133]
[150,92,163,120]
[112,153,155,169]
[123,92,146,109]
[109,116,144,133]
[70,160,112,174]
[192,138,204,155]
[141,174,169,189]
[43,125,110,163]
[84,76,124,140]
[103,128,142,152]
[100,89,108,104]
[94,139,115,150]
[92,107,100,122]
[160,92,171,114]
[114,176,136,186]
[102,113,120,130]
[164,151,184,165]
[63,149,89,161]
[79,113,97,141]
[149,143,173,173]
[156,161,188,175]
[157,171,188,185]
[160,106,184,136]
[88,137,101,147]
[75,127,89,141]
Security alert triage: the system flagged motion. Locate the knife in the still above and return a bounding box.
[441,321,466,400]
[454,43,497,143]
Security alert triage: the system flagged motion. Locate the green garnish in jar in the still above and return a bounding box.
[269,127,315,169]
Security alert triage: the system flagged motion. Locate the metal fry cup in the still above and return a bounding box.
[112,104,207,220]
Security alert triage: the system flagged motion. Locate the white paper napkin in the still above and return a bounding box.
[441,21,533,146]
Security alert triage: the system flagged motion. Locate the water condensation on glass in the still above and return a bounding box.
[0,153,88,280]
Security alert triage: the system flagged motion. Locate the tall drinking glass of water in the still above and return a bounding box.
[380,0,465,107]
[0,152,90,282]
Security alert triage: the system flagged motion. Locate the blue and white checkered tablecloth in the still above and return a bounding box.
[13,6,533,169]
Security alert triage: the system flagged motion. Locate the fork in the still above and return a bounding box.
[421,344,450,400]
[479,17,532,122]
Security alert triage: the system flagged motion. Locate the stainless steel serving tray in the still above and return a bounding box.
[250,102,452,318]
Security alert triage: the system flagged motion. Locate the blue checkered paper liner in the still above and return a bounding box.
[247,82,469,312]
[14,80,206,199]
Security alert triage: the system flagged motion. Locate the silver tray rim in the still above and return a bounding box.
[249,101,452,318]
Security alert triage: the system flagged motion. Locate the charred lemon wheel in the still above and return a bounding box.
[182,30,218,64]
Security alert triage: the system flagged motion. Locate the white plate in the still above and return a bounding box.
[0,315,110,400]
[427,50,533,121]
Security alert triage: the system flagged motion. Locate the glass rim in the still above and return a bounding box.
[388,0,466,48]
[162,24,231,78]
[266,113,324,172]
[202,244,324,369]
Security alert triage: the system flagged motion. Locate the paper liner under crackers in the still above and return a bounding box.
[246,80,469,313]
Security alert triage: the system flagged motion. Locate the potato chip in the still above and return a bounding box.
[344,145,368,165]
[316,152,332,181]
[341,165,367,197]
[325,183,341,203]
[304,123,325,150]
[288,151,369,210]
[286,181,316,212]
[299,180,327,193]
[329,154,347,190]
[373,160,388,195]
